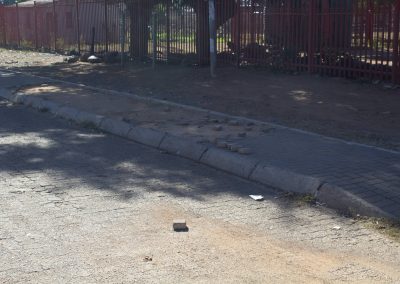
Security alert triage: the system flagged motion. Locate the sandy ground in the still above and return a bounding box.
[1,48,399,151]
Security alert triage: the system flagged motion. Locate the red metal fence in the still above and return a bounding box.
[0,0,399,83]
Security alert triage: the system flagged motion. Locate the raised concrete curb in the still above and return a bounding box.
[0,87,396,220]
[200,148,259,179]
[126,126,166,148]
[250,163,322,195]
[99,118,132,137]
[159,134,208,161]
[316,183,395,219]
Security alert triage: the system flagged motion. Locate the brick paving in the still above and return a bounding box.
[1,99,400,282]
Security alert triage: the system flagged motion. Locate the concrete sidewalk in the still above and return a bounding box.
[1,69,399,219]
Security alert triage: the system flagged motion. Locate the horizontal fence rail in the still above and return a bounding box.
[0,0,399,83]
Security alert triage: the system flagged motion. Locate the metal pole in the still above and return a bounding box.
[152,11,156,69]
[120,10,125,66]
[208,0,216,77]
[75,0,80,54]
[53,0,57,51]
[16,2,20,48]
[34,1,38,49]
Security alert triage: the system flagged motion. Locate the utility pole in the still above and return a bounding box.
[208,0,216,77]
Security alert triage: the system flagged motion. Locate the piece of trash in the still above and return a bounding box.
[173,219,188,232]
[143,256,153,262]
[332,225,341,230]
[249,195,264,201]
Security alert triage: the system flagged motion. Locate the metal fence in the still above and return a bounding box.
[0,0,399,83]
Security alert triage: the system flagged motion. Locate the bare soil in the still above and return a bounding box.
[1,48,399,150]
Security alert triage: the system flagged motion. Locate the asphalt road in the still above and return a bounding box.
[1,98,400,283]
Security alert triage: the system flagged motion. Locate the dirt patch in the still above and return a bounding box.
[1,48,399,150]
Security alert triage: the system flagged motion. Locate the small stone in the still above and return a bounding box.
[217,141,228,148]
[213,125,223,131]
[238,147,252,155]
[228,120,240,126]
[245,127,253,131]
[228,143,240,152]
[247,122,255,126]
[238,132,247,138]
[173,219,188,231]
[210,118,220,123]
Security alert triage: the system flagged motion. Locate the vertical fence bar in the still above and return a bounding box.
[307,0,315,73]
[392,0,400,83]
[53,0,57,51]
[208,0,216,77]
[34,1,38,49]
[0,5,6,46]
[75,0,80,53]
[16,2,20,47]
[105,0,108,52]
[152,11,156,68]
[166,0,170,61]
[235,0,240,67]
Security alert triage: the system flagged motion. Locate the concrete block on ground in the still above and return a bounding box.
[55,106,80,120]
[23,96,44,109]
[316,183,394,219]
[173,219,188,231]
[75,111,104,126]
[200,148,259,179]
[250,163,321,195]
[13,93,27,104]
[99,118,132,137]
[126,126,166,148]
[159,134,208,161]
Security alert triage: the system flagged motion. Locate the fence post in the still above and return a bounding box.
[16,2,20,48]
[104,0,108,52]
[34,1,38,49]
[307,0,315,73]
[392,0,400,84]
[235,0,240,67]
[75,0,80,54]
[52,0,57,51]
[208,0,216,77]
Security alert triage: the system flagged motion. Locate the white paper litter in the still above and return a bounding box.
[249,195,264,201]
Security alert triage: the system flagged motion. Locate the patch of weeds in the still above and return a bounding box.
[357,217,400,242]
[284,192,316,206]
